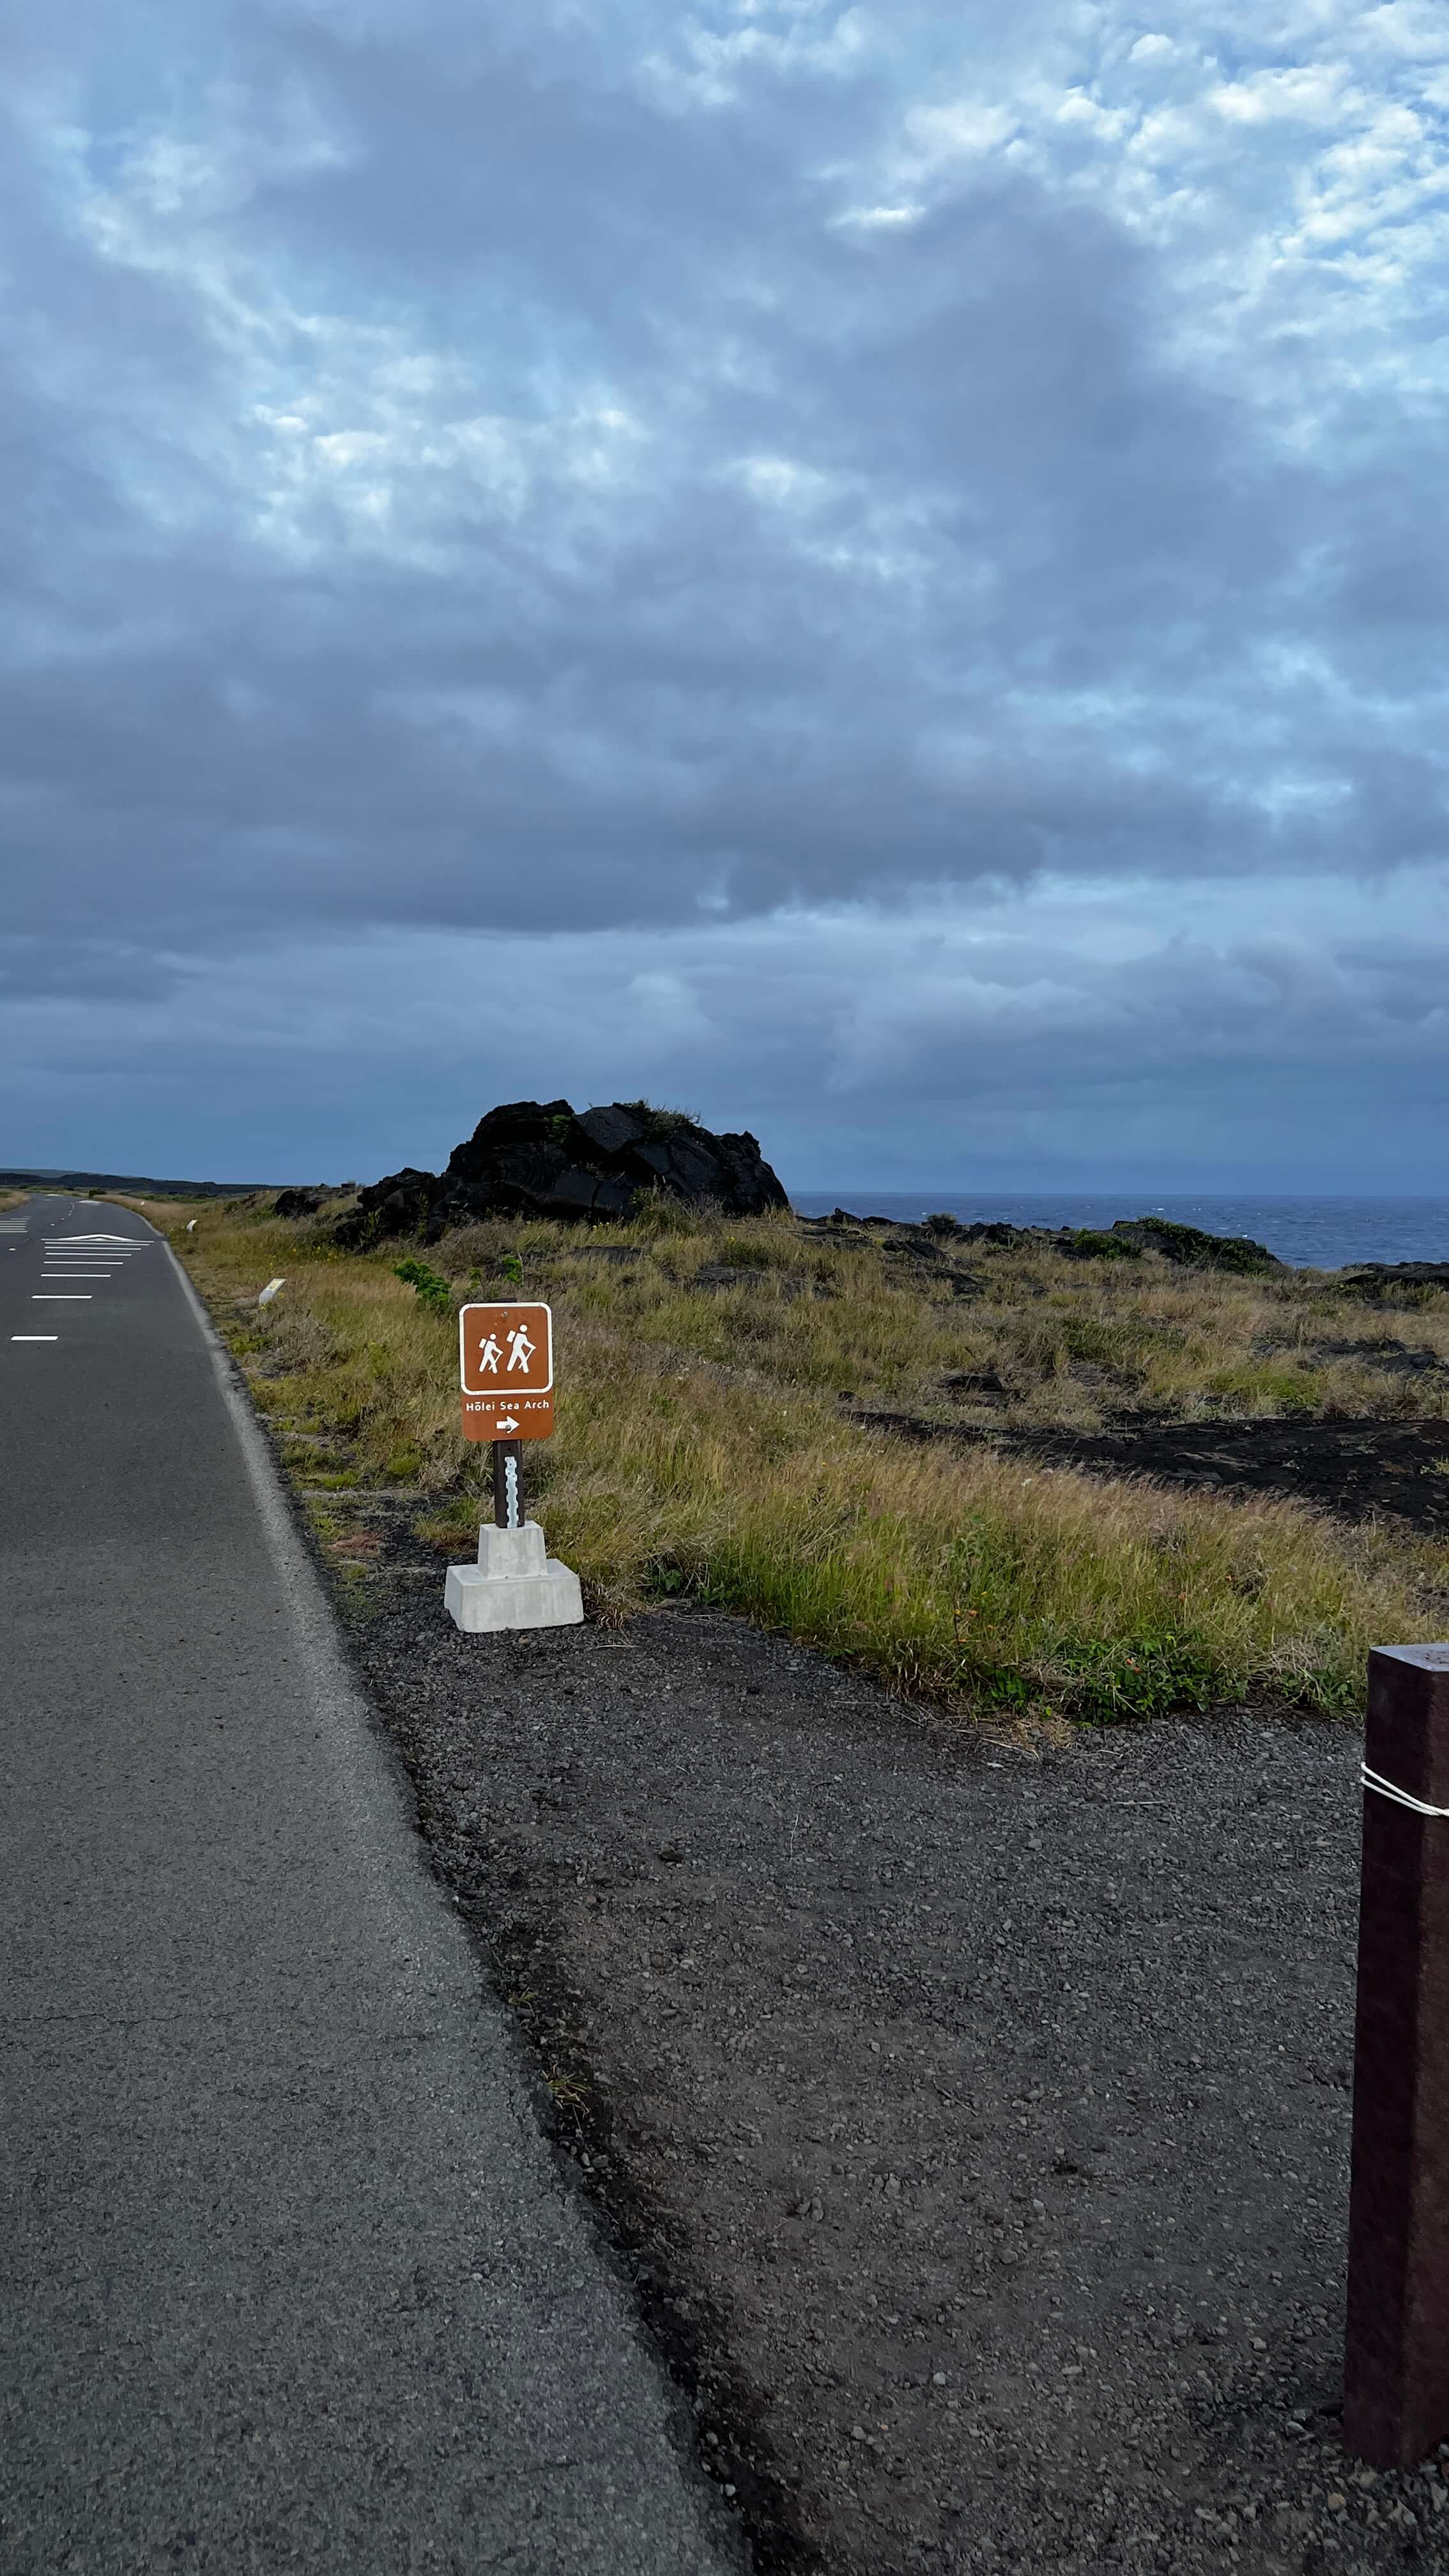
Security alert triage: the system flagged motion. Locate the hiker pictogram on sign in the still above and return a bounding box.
[458,1301,555,1441]
[470,1321,539,1376]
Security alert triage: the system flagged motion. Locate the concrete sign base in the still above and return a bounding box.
[444,1519,584,1634]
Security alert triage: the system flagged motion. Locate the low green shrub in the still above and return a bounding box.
[1062,1229,1142,1261]
[394,1257,454,1318]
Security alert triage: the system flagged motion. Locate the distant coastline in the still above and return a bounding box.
[0,1167,272,1200]
[9,1169,1449,1269]
[790,1193,1449,1272]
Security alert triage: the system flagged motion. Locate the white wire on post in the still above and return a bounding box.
[1361,1763,1449,1819]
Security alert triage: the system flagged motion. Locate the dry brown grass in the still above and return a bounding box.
[425,1210,1449,1431]
[134,1193,1449,1726]
[865,1245,1449,1431]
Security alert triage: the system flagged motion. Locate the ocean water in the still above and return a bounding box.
[789,1194,1449,1273]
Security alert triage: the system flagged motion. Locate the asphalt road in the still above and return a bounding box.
[0,1198,740,2574]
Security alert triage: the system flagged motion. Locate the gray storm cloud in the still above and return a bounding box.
[2,0,1447,1180]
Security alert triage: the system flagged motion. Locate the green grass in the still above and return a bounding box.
[135,1193,1449,1730]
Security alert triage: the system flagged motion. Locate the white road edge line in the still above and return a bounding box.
[164,1242,440,1896]
[162,1238,523,1970]
[11,1335,59,1342]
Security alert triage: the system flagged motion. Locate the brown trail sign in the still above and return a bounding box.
[458,1301,555,1444]
[445,1296,582,1630]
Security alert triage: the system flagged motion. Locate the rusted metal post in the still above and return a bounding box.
[1344,1643,1449,2465]
[491,1439,523,1531]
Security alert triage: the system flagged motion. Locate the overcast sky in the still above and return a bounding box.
[3,1,1446,1192]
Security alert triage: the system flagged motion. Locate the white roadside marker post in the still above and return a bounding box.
[444,1299,583,1634]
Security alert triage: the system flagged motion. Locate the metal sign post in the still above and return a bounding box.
[1343,1642,1449,2464]
[444,1300,581,1636]
[493,1437,523,1530]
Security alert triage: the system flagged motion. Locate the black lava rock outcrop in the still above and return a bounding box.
[334,1166,443,1245]
[1105,1216,1284,1275]
[272,1186,323,1218]
[335,1101,788,1244]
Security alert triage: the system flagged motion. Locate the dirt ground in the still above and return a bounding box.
[312,1484,1449,2576]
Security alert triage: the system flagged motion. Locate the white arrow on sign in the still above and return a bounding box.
[496,1414,521,1432]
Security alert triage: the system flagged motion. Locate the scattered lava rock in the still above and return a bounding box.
[334,1101,788,1243]
[855,1407,1449,1535]
[1338,1261,1449,1298]
[272,1186,323,1218]
[806,1211,1285,1275]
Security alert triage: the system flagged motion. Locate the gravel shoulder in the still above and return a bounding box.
[325,1522,1449,2576]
